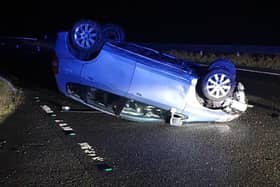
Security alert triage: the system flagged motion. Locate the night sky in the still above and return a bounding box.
[1,1,280,45]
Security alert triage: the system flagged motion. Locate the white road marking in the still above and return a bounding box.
[37,102,106,163]
[237,68,280,76]
[84,149,96,154]
[59,123,68,127]
[78,142,104,162]
[88,153,97,157]
[40,105,54,114]
[91,157,104,161]
[61,126,73,131]
[55,120,64,123]
[79,142,92,150]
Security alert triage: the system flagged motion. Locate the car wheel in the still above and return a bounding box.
[68,19,103,60]
[208,59,236,78]
[201,68,235,101]
[102,24,126,42]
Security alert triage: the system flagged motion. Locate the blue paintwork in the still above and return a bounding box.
[54,31,243,123]
[127,62,191,111]
[80,45,136,97]
[54,32,84,95]
[54,32,195,108]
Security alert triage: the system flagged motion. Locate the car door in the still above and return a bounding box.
[127,62,191,111]
[80,49,136,97]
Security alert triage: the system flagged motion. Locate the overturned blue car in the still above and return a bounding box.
[52,19,248,126]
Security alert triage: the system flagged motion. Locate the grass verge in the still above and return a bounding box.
[165,50,280,71]
[0,79,22,123]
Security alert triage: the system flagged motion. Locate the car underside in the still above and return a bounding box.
[65,79,248,126]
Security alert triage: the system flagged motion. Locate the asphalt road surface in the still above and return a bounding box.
[0,54,279,186]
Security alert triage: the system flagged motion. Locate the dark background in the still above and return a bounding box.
[1,1,280,45]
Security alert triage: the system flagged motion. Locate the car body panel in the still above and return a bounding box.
[54,32,84,95]
[53,31,248,125]
[127,63,190,111]
[80,47,136,97]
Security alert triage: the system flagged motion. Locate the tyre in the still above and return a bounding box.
[102,24,126,42]
[200,68,235,101]
[208,59,236,78]
[67,19,103,60]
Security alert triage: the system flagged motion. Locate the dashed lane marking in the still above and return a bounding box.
[55,120,64,123]
[61,126,74,131]
[34,96,40,102]
[40,105,54,114]
[58,123,68,127]
[78,142,105,162]
[36,98,111,169]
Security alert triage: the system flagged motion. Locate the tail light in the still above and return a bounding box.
[51,53,59,75]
